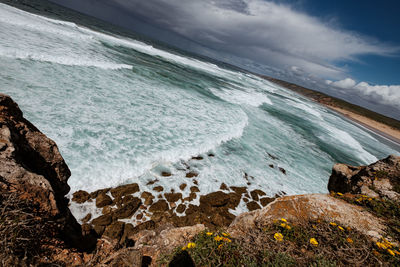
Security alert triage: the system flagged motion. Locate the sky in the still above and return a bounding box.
[49,0,400,118]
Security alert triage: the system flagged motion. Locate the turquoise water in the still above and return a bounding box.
[0,2,398,212]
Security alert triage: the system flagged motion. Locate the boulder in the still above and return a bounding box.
[246,201,261,211]
[113,198,142,219]
[200,191,230,207]
[164,192,182,203]
[229,194,386,240]
[103,221,125,240]
[149,200,169,213]
[72,190,90,203]
[110,183,139,198]
[328,155,400,201]
[96,193,113,208]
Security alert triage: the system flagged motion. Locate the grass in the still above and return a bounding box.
[160,216,400,266]
[332,192,400,247]
[0,189,57,266]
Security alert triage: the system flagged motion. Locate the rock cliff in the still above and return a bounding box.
[1,93,399,266]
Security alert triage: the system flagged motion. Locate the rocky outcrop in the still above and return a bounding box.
[229,193,386,240]
[328,155,400,201]
[0,93,93,251]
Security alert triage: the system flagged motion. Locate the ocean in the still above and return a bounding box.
[0,1,398,217]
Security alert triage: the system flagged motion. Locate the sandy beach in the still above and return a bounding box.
[327,105,400,145]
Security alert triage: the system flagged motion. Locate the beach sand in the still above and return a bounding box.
[327,105,400,145]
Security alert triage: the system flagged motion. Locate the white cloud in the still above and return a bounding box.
[329,78,400,109]
[108,0,398,78]
[330,78,357,89]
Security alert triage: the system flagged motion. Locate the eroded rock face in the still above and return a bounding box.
[0,93,91,250]
[229,194,386,240]
[328,155,400,201]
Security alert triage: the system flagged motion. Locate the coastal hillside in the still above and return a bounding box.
[263,76,400,142]
[1,93,400,266]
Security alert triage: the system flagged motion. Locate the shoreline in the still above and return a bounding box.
[326,105,400,146]
[262,76,400,149]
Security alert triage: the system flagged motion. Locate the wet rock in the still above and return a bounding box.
[250,189,266,201]
[260,197,275,207]
[243,198,249,203]
[191,156,203,160]
[176,204,186,213]
[136,213,143,220]
[183,192,197,202]
[90,188,110,199]
[247,201,261,211]
[72,190,90,203]
[165,192,182,203]
[230,186,247,195]
[146,179,158,186]
[103,221,125,240]
[193,179,199,185]
[279,167,286,175]
[220,183,229,191]
[92,214,113,227]
[268,164,274,168]
[227,192,241,209]
[190,186,200,193]
[96,193,113,208]
[267,152,278,160]
[185,172,198,178]
[161,171,172,177]
[208,153,215,157]
[113,198,142,219]
[179,183,187,190]
[153,186,164,192]
[81,213,92,223]
[200,191,230,207]
[141,192,154,206]
[110,183,140,198]
[149,200,169,213]
[102,206,113,215]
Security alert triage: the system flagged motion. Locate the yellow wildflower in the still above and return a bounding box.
[280,223,287,228]
[187,242,196,249]
[285,225,291,230]
[376,242,388,250]
[336,192,343,196]
[338,226,344,231]
[388,249,395,256]
[346,238,353,244]
[395,250,400,255]
[368,198,372,201]
[214,236,223,242]
[223,237,232,243]
[310,238,318,247]
[312,225,317,229]
[281,218,287,223]
[222,232,230,237]
[206,232,213,236]
[346,227,352,231]
[274,233,284,242]
[182,246,187,250]
[218,244,223,249]
[329,222,337,227]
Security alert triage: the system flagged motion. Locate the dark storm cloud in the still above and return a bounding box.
[106,0,397,79]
